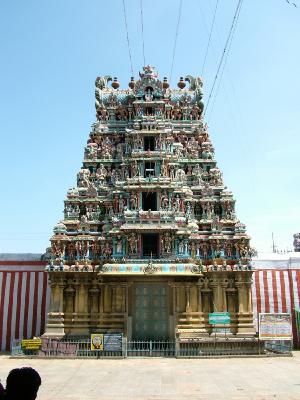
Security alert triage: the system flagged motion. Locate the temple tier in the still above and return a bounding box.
[44,66,255,341]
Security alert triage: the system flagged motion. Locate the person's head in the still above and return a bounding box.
[6,367,41,400]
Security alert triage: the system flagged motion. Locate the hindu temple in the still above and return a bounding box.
[44,66,255,342]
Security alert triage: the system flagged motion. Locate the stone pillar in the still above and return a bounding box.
[210,278,222,312]
[185,284,191,313]
[42,274,65,338]
[226,289,237,334]
[236,273,255,337]
[89,285,100,314]
[99,282,104,314]
[226,289,237,314]
[221,278,228,312]
[176,285,181,313]
[121,283,127,313]
[89,282,100,331]
[58,282,65,313]
[72,275,90,335]
[245,279,253,313]
[236,278,246,314]
[111,285,116,313]
[196,279,208,335]
[65,285,75,314]
[49,281,58,312]
[73,279,80,314]
[197,280,203,313]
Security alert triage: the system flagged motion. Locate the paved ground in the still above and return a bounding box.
[0,353,300,400]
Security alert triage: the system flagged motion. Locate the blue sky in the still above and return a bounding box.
[0,0,299,253]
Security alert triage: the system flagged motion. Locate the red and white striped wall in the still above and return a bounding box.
[0,260,49,351]
[252,268,300,345]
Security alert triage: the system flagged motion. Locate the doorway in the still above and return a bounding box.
[144,162,155,178]
[142,192,157,211]
[144,136,155,151]
[142,233,159,258]
[132,283,169,340]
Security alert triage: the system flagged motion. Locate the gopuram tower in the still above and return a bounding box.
[45,66,255,342]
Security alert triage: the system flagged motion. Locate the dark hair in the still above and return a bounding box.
[6,367,41,400]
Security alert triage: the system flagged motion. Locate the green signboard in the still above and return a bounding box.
[209,312,230,325]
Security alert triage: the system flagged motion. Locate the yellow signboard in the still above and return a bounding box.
[91,334,104,350]
[21,339,42,350]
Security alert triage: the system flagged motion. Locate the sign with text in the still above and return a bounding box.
[21,339,42,350]
[259,313,292,340]
[91,334,104,350]
[104,334,123,351]
[209,312,231,325]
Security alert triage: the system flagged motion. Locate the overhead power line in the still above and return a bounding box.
[285,0,298,7]
[169,0,183,84]
[140,0,146,66]
[122,0,134,76]
[202,0,219,76]
[207,0,243,121]
[204,0,243,117]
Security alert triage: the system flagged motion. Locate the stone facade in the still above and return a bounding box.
[44,66,255,340]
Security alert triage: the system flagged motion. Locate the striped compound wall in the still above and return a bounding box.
[0,256,49,351]
[252,260,300,345]
[0,254,300,351]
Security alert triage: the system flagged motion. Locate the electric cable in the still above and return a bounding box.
[204,0,243,117]
[202,0,219,76]
[140,0,146,66]
[122,0,134,76]
[169,0,183,85]
[207,0,243,121]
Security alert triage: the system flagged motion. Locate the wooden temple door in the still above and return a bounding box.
[132,283,168,340]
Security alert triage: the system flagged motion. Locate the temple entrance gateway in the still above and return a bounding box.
[132,283,169,340]
[44,66,256,353]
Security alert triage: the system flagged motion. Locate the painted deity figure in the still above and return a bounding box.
[200,242,209,258]
[160,191,169,210]
[52,240,65,258]
[173,195,181,212]
[190,242,196,258]
[76,240,88,258]
[130,192,138,210]
[186,201,192,217]
[161,160,168,177]
[134,134,143,150]
[161,233,172,253]
[113,195,119,213]
[102,242,112,257]
[90,240,100,260]
[169,165,176,180]
[212,215,222,231]
[77,169,90,188]
[175,168,186,182]
[118,195,125,212]
[131,160,138,178]
[212,239,223,258]
[116,239,123,254]
[96,164,107,185]
[178,240,184,254]
[145,88,153,101]
[67,242,76,260]
[128,233,138,254]
[196,243,201,257]
[225,242,233,257]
